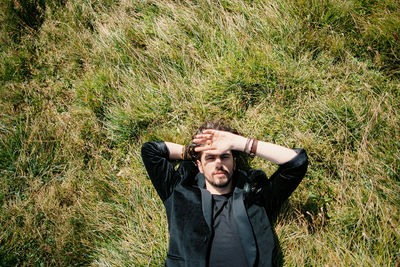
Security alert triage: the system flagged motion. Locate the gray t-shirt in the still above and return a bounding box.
[208,193,249,267]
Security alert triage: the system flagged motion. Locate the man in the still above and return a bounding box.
[141,120,308,267]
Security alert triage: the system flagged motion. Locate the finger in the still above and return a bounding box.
[192,137,209,144]
[195,133,213,139]
[194,146,207,152]
[194,145,217,152]
[202,129,215,134]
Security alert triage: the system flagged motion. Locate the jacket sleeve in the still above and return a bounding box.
[262,148,308,216]
[141,141,181,202]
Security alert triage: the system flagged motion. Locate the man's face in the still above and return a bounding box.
[196,150,236,189]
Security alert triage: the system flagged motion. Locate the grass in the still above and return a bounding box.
[0,0,399,265]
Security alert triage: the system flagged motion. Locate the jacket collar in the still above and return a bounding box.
[195,172,207,188]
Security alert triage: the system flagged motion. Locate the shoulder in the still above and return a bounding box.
[238,168,268,181]
[235,169,268,191]
[177,161,199,183]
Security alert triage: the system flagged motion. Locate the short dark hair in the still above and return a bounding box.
[189,119,250,170]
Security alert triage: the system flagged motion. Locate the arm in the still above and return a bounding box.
[164,142,184,160]
[249,140,297,165]
[141,141,198,201]
[193,130,297,165]
[141,141,180,201]
[262,148,308,216]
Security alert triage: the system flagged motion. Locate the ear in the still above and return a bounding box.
[196,160,204,173]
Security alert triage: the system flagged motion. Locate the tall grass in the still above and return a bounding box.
[1,0,399,265]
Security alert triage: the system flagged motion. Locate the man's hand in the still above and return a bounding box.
[192,129,245,154]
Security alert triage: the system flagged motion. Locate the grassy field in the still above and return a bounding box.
[0,0,399,266]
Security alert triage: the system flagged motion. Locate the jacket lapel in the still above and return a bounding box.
[232,179,257,267]
[195,173,212,230]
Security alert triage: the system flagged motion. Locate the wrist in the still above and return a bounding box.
[232,135,248,152]
[182,145,194,160]
[238,137,258,157]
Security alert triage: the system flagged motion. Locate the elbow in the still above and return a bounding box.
[280,148,308,169]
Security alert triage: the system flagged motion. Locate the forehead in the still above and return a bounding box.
[201,150,233,157]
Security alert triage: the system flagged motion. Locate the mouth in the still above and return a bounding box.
[214,170,228,178]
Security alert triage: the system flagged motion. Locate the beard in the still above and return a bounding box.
[204,171,233,188]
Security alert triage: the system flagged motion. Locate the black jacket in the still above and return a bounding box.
[141,141,308,267]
